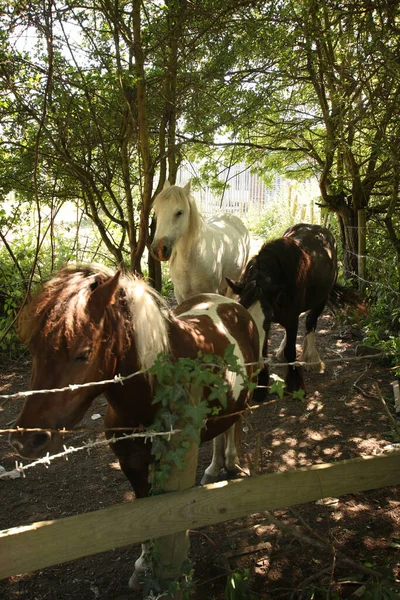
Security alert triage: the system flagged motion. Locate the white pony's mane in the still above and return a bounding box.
[123,274,172,371]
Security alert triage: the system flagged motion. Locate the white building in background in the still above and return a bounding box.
[176,162,320,221]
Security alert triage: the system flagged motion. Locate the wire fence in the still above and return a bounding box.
[0,349,395,481]
[0,428,181,481]
[0,352,389,402]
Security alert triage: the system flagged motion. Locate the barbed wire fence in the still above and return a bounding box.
[1,239,400,481]
[0,348,397,481]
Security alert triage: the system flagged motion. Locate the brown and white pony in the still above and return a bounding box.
[9,264,259,587]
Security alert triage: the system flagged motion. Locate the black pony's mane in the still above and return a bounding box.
[232,237,310,309]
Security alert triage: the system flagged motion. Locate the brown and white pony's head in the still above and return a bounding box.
[10,264,172,459]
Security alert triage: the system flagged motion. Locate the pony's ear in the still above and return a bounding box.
[183,180,191,194]
[226,277,243,295]
[163,180,171,190]
[88,271,121,322]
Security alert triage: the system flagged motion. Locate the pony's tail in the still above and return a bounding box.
[329,282,366,313]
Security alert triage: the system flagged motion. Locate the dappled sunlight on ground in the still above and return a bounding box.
[109,460,121,471]
[0,312,399,600]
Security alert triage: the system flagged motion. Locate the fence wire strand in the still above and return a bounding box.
[0,349,394,481]
[0,352,389,402]
[0,427,181,480]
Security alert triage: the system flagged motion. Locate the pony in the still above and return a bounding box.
[151,181,250,303]
[9,264,259,587]
[227,223,363,394]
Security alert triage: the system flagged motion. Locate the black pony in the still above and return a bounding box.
[228,223,362,395]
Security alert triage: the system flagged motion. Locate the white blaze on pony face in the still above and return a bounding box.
[151,181,192,261]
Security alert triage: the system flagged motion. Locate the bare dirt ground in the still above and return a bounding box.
[0,313,399,600]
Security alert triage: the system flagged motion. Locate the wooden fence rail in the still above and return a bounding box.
[1,450,400,581]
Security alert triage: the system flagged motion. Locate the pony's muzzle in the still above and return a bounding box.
[9,429,53,459]
[151,238,171,261]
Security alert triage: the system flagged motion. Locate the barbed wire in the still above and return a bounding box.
[0,352,389,402]
[343,248,394,267]
[341,268,400,296]
[0,351,395,481]
[0,371,143,401]
[0,427,181,481]
[0,355,391,438]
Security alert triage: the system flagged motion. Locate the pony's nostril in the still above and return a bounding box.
[10,430,52,459]
[162,246,168,258]
[31,432,52,451]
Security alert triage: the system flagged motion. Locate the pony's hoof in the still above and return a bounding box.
[223,467,241,480]
[200,473,218,485]
[303,360,325,373]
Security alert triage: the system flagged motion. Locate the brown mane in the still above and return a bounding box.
[18,265,131,359]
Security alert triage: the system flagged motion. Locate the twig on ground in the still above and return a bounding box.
[259,510,385,581]
[374,382,400,439]
[290,567,332,600]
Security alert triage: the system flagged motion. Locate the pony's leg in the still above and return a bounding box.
[253,317,270,403]
[173,285,185,305]
[284,321,305,392]
[113,443,153,590]
[223,424,240,478]
[201,433,225,484]
[301,302,326,372]
[275,331,287,362]
[129,542,151,590]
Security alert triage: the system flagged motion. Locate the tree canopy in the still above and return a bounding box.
[0,0,399,292]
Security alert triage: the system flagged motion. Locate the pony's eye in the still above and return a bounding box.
[176,210,183,218]
[75,349,90,362]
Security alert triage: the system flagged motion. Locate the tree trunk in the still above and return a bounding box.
[148,253,162,292]
[336,202,358,284]
[131,0,154,275]
[357,208,367,294]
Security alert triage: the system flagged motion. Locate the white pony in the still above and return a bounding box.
[151,181,250,303]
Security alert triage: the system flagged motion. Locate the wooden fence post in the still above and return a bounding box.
[151,385,200,598]
[152,441,198,596]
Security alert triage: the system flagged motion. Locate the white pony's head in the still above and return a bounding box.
[151,181,201,261]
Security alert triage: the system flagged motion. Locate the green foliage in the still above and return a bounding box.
[225,569,256,600]
[269,374,286,399]
[0,231,33,355]
[245,196,296,241]
[140,547,194,600]
[359,228,400,372]
[161,262,174,299]
[0,269,24,356]
[148,344,251,493]
[141,347,255,597]
[0,205,116,355]
[302,585,340,599]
